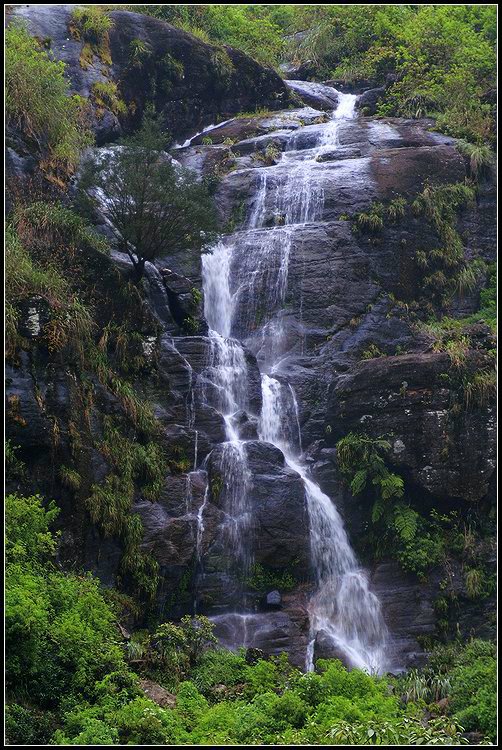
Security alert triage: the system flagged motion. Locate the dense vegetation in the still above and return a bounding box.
[5,493,496,745]
[124,4,496,144]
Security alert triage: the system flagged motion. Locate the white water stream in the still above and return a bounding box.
[199,90,388,673]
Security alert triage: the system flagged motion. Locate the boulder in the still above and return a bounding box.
[356,87,386,115]
[139,679,177,708]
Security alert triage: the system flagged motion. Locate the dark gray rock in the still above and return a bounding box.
[285,80,339,111]
[356,87,385,115]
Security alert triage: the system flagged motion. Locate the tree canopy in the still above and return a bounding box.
[80,116,217,278]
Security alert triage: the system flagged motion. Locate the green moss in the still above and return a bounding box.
[69,6,113,68]
[91,81,127,116]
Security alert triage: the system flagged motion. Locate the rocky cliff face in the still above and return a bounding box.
[6,9,496,672]
[8,4,291,145]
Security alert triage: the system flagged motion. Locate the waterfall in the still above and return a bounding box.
[199,90,388,673]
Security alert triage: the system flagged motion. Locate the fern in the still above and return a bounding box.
[350,468,368,495]
[376,473,404,500]
[393,504,419,542]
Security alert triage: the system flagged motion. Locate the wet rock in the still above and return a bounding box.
[229,410,259,440]
[313,630,354,669]
[245,441,310,573]
[134,500,197,567]
[328,352,496,503]
[160,268,206,333]
[5,355,53,451]
[371,145,465,197]
[211,603,310,668]
[285,80,339,111]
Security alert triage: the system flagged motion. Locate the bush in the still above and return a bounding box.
[5,494,125,709]
[5,222,95,361]
[449,642,497,741]
[5,23,92,174]
[70,6,113,44]
[192,649,247,698]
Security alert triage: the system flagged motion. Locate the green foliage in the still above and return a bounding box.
[192,649,247,699]
[336,432,404,517]
[5,23,92,176]
[5,703,58,746]
[463,369,497,409]
[411,181,481,306]
[448,642,497,741]
[128,5,288,67]
[70,5,113,45]
[6,553,491,750]
[87,416,164,598]
[129,37,152,67]
[330,715,468,745]
[5,440,26,481]
[289,6,496,144]
[255,142,281,166]
[6,493,59,565]
[60,465,82,491]
[456,140,495,180]
[335,434,466,578]
[5,247,90,349]
[69,5,113,68]
[243,563,296,593]
[353,198,406,235]
[464,262,496,332]
[6,494,125,713]
[80,114,218,279]
[360,343,386,360]
[418,315,496,409]
[422,639,497,743]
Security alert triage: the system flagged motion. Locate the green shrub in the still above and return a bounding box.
[129,37,152,67]
[5,703,57,746]
[5,223,95,361]
[448,640,497,741]
[5,23,93,175]
[192,649,247,698]
[5,494,126,710]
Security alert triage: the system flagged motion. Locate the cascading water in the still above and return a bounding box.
[199,90,388,673]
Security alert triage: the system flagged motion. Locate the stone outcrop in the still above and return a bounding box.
[8,5,291,146]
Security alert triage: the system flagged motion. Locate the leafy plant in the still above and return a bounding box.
[5,23,92,176]
[79,114,217,280]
